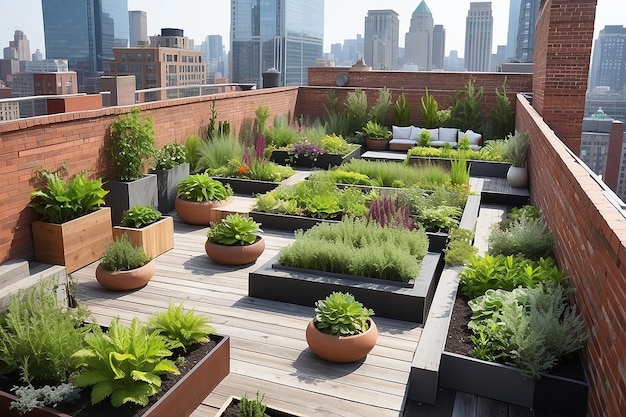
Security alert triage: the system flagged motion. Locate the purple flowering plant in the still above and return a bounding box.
[287,140,324,162]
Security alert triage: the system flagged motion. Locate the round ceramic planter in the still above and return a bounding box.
[175,196,229,225]
[95,259,156,291]
[507,166,528,188]
[305,318,378,363]
[204,237,265,265]
[365,138,390,150]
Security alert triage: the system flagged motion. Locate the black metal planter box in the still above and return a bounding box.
[408,156,511,178]
[248,252,444,323]
[213,177,283,195]
[270,145,361,169]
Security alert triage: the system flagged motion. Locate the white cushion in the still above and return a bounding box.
[389,138,418,145]
[409,126,423,141]
[461,129,482,145]
[426,128,439,141]
[430,141,458,148]
[438,127,458,142]
[392,125,412,140]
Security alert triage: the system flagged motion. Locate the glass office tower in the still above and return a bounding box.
[42,0,129,92]
[231,0,323,87]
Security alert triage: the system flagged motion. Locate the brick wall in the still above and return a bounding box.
[532,0,597,152]
[517,94,626,417]
[304,68,532,129]
[0,87,299,263]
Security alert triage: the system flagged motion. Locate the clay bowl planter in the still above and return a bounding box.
[95,259,156,290]
[305,319,378,363]
[204,237,265,265]
[175,196,229,225]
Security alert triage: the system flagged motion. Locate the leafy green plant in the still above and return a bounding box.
[418,130,432,147]
[362,120,391,139]
[314,292,374,336]
[449,158,470,186]
[489,214,554,260]
[499,205,541,230]
[238,391,267,417]
[344,89,368,135]
[265,118,298,148]
[176,173,233,202]
[444,228,478,265]
[30,170,108,224]
[458,135,471,152]
[450,77,483,132]
[490,78,514,139]
[147,302,215,351]
[505,130,530,167]
[478,139,509,162]
[73,317,179,407]
[392,92,411,126]
[459,254,564,298]
[247,160,294,182]
[206,213,263,246]
[420,88,439,128]
[99,234,150,272]
[417,205,462,231]
[154,143,188,170]
[120,205,161,228]
[109,108,157,181]
[368,87,392,125]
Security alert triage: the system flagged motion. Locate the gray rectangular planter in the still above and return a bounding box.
[213,176,283,196]
[248,252,444,323]
[104,174,158,225]
[270,145,361,169]
[153,163,189,214]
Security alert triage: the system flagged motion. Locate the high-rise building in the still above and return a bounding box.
[330,43,343,65]
[364,10,399,70]
[444,50,464,71]
[506,0,521,60]
[464,2,493,72]
[3,30,31,61]
[129,10,148,47]
[201,35,226,83]
[589,25,626,93]
[230,0,324,88]
[42,0,129,93]
[432,25,445,70]
[515,0,540,62]
[25,59,69,73]
[32,49,43,61]
[405,1,433,71]
[491,45,507,72]
[342,35,364,66]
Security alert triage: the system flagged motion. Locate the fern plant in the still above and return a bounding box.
[420,88,439,128]
[147,302,215,351]
[73,317,179,407]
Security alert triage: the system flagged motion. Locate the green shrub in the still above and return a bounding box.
[437,109,452,126]
[418,130,432,147]
[420,88,439,128]
[490,78,514,139]
[417,205,462,231]
[345,89,369,134]
[147,302,215,351]
[177,173,233,202]
[392,92,411,126]
[499,205,541,230]
[99,234,150,272]
[154,143,188,170]
[368,87,392,125]
[444,228,478,265]
[478,139,509,162]
[321,134,352,154]
[314,292,374,336]
[336,159,450,189]
[207,213,263,245]
[120,205,161,228]
[266,118,298,147]
[254,102,270,134]
[362,120,391,139]
[109,108,157,181]
[247,160,294,182]
[450,77,483,132]
[489,214,554,260]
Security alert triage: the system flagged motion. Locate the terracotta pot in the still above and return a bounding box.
[204,237,265,265]
[95,259,156,290]
[175,196,229,225]
[365,138,390,150]
[507,166,528,188]
[305,318,377,363]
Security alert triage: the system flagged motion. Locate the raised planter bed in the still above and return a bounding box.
[112,216,174,259]
[270,145,361,169]
[215,396,308,417]
[213,177,284,195]
[0,334,230,417]
[249,252,444,323]
[408,156,511,178]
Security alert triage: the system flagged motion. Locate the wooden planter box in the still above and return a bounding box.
[215,396,308,417]
[249,252,444,323]
[270,145,361,169]
[32,207,113,274]
[104,174,158,225]
[0,334,230,417]
[112,216,174,259]
[153,163,190,214]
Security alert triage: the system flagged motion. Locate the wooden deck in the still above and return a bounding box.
[71,219,423,417]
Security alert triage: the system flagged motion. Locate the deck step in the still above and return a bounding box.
[0,259,30,289]
[0,262,68,309]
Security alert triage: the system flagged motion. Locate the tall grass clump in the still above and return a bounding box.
[368,87,392,125]
[420,88,439,128]
[337,159,450,189]
[277,217,429,282]
[449,158,470,186]
[194,134,244,172]
[345,89,369,134]
[265,118,298,148]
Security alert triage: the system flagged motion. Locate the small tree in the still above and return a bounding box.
[450,77,483,132]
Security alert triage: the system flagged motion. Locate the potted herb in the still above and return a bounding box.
[205,213,265,265]
[175,173,233,225]
[504,130,530,188]
[112,205,174,259]
[362,120,392,150]
[305,291,377,363]
[106,107,158,225]
[30,170,113,273]
[95,234,155,291]
[153,142,190,213]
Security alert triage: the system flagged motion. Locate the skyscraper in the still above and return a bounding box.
[3,30,31,61]
[506,0,521,60]
[589,25,626,93]
[432,25,445,70]
[515,0,540,62]
[404,1,433,71]
[129,10,148,47]
[364,10,399,70]
[202,35,226,82]
[42,0,129,92]
[464,2,493,72]
[230,0,324,88]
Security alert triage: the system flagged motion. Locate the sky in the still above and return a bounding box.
[0,0,624,59]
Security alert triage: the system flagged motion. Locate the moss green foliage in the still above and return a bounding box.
[0,279,94,385]
[444,228,478,265]
[120,205,161,228]
[314,292,374,336]
[185,135,202,172]
[489,209,554,260]
[147,302,215,352]
[368,87,392,125]
[420,88,439,128]
[392,92,411,126]
[449,158,470,186]
[450,77,483,132]
[195,134,245,173]
[468,283,587,378]
[238,391,267,417]
[176,173,233,202]
[30,170,107,224]
[99,234,150,272]
[254,102,270,134]
[418,129,432,147]
[277,218,429,282]
[10,383,80,414]
[504,130,530,167]
[344,89,369,134]
[154,143,188,170]
[73,317,179,407]
[362,120,391,139]
[109,108,157,181]
[207,213,263,246]
[490,78,514,139]
[459,254,564,298]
